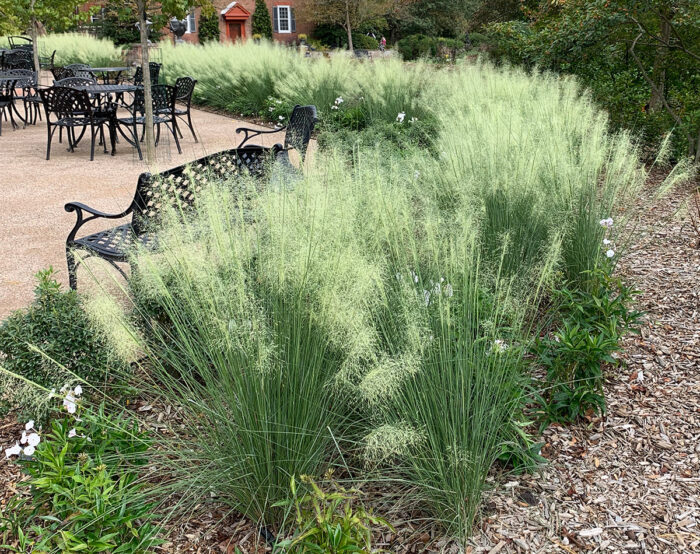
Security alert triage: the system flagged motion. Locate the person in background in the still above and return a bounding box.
[379,36,387,51]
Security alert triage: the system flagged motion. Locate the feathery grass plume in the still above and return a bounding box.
[36,33,125,67]
[364,422,426,467]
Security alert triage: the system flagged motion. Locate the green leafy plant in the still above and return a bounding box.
[534,267,642,425]
[274,474,393,553]
[0,268,122,418]
[198,1,221,43]
[252,0,273,39]
[0,401,159,553]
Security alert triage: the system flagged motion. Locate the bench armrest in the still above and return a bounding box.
[236,125,286,148]
[65,202,133,243]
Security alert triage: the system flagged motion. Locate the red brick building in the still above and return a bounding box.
[176,1,313,44]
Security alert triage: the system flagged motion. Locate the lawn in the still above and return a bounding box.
[0,36,696,553]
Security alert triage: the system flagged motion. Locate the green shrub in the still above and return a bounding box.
[0,268,121,418]
[275,474,393,552]
[352,34,379,50]
[252,0,273,39]
[397,34,437,61]
[533,267,642,425]
[198,1,221,43]
[0,402,158,553]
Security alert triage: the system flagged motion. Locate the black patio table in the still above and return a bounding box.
[88,66,131,84]
[72,84,142,155]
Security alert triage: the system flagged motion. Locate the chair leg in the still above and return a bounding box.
[66,248,78,290]
[46,124,57,160]
[186,109,197,142]
[90,124,96,161]
[168,120,182,154]
[155,123,161,146]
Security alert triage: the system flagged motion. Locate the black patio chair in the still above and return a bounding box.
[51,66,95,82]
[8,36,32,50]
[54,76,98,88]
[117,84,181,160]
[3,69,40,125]
[39,50,56,70]
[0,78,18,136]
[38,86,115,161]
[3,50,33,70]
[236,104,318,164]
[171,76,197,142]
[132,62,161,86]
[64,146,277,289]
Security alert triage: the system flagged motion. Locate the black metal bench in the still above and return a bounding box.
[64,146,276,289]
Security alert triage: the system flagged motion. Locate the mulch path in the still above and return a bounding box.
[1,170,698,553]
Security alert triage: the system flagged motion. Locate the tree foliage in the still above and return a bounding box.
[97,0,161,45]
[252,0,272,39]
[486,0,700,160]
[198,1,220,43]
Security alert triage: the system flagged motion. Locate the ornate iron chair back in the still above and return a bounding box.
[3,50,33,70]
[1,69,36,88]
[129,147,272,235]
[39,86,93,120]
[174,76,196,105]
[284,105,318,160]
[8,36,32,50]
[133,62,162,86]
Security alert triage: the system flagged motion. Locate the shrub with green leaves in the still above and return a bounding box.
[0,268,122,418]
[275,474,393,553]
[0,401,158,553]
[533,267,642,425]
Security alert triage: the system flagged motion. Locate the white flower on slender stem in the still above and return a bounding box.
[5,443,21,458]
[603,239,611,245]
[278,115,285,121]
[331,105,338,110]
[409,117,418,123]
[396,112,406,123]
[494,339,508,352]
[20,431,27,445]
[268,106,274,112]
[63,392,77,414]
[25,421,34,431]
[68,429,77,439]
[74,385,82,397]
[23,445,35,457]
[599,217,614,228]
[334,96,344,105]
[606,249,615,258]
[26,433,40,447]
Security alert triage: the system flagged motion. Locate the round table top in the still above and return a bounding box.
[76,83,140,94]
[89,67,131,73]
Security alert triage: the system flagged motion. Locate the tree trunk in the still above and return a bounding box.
[30,0,40,80]
[649,11,671,112]
[345,0,354,51]
[137,0,156,166]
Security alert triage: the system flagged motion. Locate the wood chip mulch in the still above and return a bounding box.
[1,171,698,553]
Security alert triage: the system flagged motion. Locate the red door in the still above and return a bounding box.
[228,22,244,41]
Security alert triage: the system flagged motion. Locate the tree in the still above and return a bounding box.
[252,0,272,39]
[0,0,86,76]
[97,0,161,45]
[133,0,192,165]
[299,0,390,51]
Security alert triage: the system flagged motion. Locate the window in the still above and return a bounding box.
[90,8,105,24]
[274,5,295,34]
[186,10,197,33]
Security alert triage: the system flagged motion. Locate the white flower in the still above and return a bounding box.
[20,431,27,445]
[25,421,35,431]
[23,445,35,457]
[74,385,82,397]
[599,217,614,228]
[603,239,611,245]
[275,99,282,104]
[396,112,406,123]
[278,115,285,121]
[268,106,274,112]
[334,96,344,105]
[26,433,40,447]
[414,170,420,179]
[331,105,339,110]
[409,117,418,123]
[63,393,77,414]
[606,249,615,258]
[60,385,69,394]
[494,339,509,352]
[68,429,77,438]
[5,443,21,458]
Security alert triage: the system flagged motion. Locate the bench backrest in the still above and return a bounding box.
[284,105,318,160]
[130,147,275,235]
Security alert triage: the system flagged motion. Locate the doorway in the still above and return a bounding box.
[227,21,244,41]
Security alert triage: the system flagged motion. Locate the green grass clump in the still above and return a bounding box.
[37,33,125,67]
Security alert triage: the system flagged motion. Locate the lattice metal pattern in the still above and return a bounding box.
[131,147,270,235]
[74,224,156,260]
[133,62,161,86]
[283,105,318,159]
[40,86,93,120]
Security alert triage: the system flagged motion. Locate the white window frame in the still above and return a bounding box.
[277,5,291,34]
[186,10,197,34]
[90,8,105,23]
